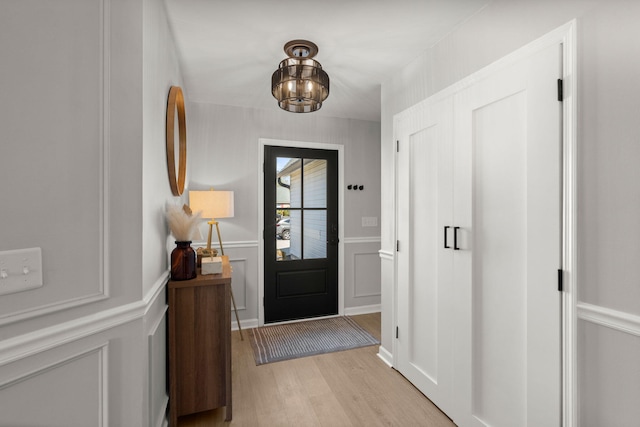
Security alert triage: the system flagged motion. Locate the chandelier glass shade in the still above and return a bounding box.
[271,40,329,113]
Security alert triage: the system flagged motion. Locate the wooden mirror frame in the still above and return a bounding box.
[166,86,187,196]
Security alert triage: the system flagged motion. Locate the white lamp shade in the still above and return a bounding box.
[189,190,234,219]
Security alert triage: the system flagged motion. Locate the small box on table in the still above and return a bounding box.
[201,256,223,275]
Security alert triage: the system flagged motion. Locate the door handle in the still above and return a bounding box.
[454,226,460,250]
[444,226,451,249]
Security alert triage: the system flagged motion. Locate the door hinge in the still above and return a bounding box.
[396,326,399,339]
[557,79,563,102]
[396,240,399,252]
[396,140,399,152]
[557,269,564,292]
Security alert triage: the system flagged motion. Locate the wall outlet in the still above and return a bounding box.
[362,217,378,227]
[0,247,43,296]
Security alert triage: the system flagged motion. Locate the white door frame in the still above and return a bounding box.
[257,138,345,326]
[392,20,577,426]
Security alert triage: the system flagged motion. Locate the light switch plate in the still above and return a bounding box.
[0,247,43,296]
[362,217,378,227]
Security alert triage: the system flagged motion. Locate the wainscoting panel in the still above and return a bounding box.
[210,244,258,324]
[0,274,169,427]
[353,253,382,298]
[148,310,168,427]
[578,316,640,426]
[0,344,108,427]
[344,238,381,310]
[229,258,248,310]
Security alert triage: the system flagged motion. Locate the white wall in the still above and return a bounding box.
[0,0,181,425]
[142,0,186,424]
[380,0,640,423]
[143,0,187,294]
[187,102,382,325]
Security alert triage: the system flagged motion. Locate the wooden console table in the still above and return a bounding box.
[168,256,232,426]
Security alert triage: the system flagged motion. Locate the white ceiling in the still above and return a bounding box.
[164,0,489,122]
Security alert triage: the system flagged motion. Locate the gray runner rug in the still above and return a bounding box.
[248,316,380,365]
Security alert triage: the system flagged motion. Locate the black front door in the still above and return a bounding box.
[264,146,339,323]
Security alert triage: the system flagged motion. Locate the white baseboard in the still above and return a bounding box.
[345,304,381,316]
[235,307,382,330]
[233,318,258,332]
[377,345,393,367]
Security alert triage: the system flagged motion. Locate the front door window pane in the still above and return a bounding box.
[288,210,302,260]
[277,157,301,208]
[303,210,327,259]
[303,159,327,208]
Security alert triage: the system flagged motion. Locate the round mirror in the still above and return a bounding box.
[166,86,187,196]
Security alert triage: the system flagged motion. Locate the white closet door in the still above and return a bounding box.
[453,43,562,427]
[396,97,455,416]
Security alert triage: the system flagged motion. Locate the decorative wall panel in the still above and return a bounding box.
[0,0,110,325]
[0,345,108,427]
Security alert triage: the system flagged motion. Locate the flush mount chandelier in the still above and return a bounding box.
[271,40,330,113]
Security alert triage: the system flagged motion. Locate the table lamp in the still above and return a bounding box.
[189,189,242,339]
[188,189,234,256]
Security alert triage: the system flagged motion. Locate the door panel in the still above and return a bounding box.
[396,96,455,416]
[453,43,561,427]
[264,146,338,323]
[472,92,528,427]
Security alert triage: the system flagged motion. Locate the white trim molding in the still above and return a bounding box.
[191,240,259,250]
[378,250,394,261]
[345,304,381,316]
[344,236,381,245]
[0,273,168,367]
[232,318,259,331]
[558,19,579,427]
[377,345,393,368]
[100,0,111,300]
[578,303,640,337]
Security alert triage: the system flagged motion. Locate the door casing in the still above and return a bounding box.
[258,138,345,326]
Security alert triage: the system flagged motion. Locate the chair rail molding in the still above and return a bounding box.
[577,303,640,337]
[344,236,381,245]
[0,272,168,367]
[378,250,394,261]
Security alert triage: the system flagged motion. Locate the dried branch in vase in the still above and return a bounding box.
[166,203,201,241]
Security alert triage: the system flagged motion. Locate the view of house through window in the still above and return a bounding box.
[275,157,328,261]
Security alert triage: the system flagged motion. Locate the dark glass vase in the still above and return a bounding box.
[171,241,196,281]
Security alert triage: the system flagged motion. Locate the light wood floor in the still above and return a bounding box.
[178,313,455,427]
